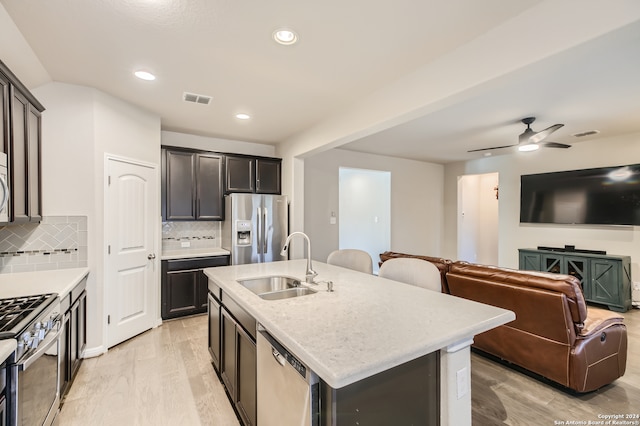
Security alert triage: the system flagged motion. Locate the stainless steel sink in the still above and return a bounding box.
[259,287,317,301]
[237,276,316,300]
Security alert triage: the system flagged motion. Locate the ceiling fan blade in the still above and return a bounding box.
[468,144,516,153]
[529,123,564,144]
[543,141,571,149]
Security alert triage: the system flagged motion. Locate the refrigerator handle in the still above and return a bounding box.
[257,207,263,254]
[263,208,268,254]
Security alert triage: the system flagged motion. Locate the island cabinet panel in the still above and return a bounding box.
[161,256,229,320]
[320,350,440,425]
[217,291,257,426]
[518,248,632,312]
[162,147,224,221]
[208,292,222,372]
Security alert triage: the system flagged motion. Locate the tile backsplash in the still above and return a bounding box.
[162,221,221,251]
[0,216,88,273]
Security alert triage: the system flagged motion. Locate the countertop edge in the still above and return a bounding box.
[0,339,16,362]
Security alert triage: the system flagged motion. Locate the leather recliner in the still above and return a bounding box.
[446,261,627,393]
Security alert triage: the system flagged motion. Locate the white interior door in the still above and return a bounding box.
[106,156,158,348]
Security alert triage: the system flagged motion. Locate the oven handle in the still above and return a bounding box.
[17,322,62,371]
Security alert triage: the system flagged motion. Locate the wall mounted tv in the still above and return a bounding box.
[520,164,640,226]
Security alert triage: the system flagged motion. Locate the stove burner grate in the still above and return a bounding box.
[0,293,56,337]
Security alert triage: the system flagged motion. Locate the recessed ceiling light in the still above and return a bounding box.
[235,113,251,120]
[134,70,156,81]
[273,28,298,45]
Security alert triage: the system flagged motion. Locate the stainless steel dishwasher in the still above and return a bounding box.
[257,327,319,426]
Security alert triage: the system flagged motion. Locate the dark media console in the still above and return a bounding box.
[519,247,631,312]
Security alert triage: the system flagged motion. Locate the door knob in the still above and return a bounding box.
[148,253,156,260]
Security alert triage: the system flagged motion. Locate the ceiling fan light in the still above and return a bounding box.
[518,144,539,152]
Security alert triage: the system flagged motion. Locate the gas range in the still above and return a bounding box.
[0,294,60,360]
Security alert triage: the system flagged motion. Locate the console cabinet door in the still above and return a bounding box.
[590,259,620,307]
[565,256,589,297]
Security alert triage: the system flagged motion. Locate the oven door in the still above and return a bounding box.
[11,324,62,426]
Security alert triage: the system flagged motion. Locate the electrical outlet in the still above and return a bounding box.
[456,367,468,399]
[181,241,191,248]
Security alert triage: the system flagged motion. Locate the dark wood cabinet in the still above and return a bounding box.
[225,154,281,195]
[0,60,44,224]
[161,256,229,320]
[519,248,632,312]
[60,276,88,401]
[255,158,281,194]
[162,147,224,221]
[219,301,257,426]
[0,72,9,154]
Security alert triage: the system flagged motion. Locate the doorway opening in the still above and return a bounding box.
[339,167,390,273]
[457,172,499,265]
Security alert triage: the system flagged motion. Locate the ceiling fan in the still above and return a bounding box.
[469,117,570,153]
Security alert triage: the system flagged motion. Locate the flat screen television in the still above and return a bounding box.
[520,164,640,226]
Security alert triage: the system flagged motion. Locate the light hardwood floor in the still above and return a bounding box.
[59,307,640,425]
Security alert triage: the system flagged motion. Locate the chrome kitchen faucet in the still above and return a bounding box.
[280,232,318,283]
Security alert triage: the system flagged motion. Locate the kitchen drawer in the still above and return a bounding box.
[166,256,229,271]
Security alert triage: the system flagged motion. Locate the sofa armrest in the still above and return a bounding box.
[580,307,625,337]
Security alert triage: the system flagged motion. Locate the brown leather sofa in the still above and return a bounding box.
[379,251,628,393]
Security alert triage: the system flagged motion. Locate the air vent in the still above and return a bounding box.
[572,130,600,138]
[183,92,212,105]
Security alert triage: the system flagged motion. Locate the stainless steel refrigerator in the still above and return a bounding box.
[222,193,288,265]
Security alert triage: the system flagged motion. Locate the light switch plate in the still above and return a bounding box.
[181,241,191,248]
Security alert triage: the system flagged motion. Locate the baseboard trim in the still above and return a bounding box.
[82,345,107,359]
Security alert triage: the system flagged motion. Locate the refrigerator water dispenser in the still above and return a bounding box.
[236,220,252,246]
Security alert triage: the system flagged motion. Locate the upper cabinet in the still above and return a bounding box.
[162,147,224,221]
[0,60,44,224]
[224,154,281,195]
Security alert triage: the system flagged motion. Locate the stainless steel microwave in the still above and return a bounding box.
[0,152,9,223]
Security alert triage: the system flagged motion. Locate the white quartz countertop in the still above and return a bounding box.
[0,339,16,362]
[204,259,515,389]
[0,268,90,299]
[161,247,230,260]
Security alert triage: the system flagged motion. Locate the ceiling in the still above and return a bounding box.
[2,0,640,163]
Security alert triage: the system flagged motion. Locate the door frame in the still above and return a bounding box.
[103,153,161,350]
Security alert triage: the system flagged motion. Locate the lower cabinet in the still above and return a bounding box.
[161,256,229,320]
[209,287,256,426]
[60,276,88,400]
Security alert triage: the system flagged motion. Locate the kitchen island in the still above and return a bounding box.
[205,259,514,425]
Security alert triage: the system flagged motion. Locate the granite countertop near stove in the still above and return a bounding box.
[161,247,230,260]
[204,259,515,389]
[0,268,90,299]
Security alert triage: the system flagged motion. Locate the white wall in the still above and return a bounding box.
[304,148,444,264]
[443,132,640,285]
[33,82,161,356]
[161,131,276,157]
